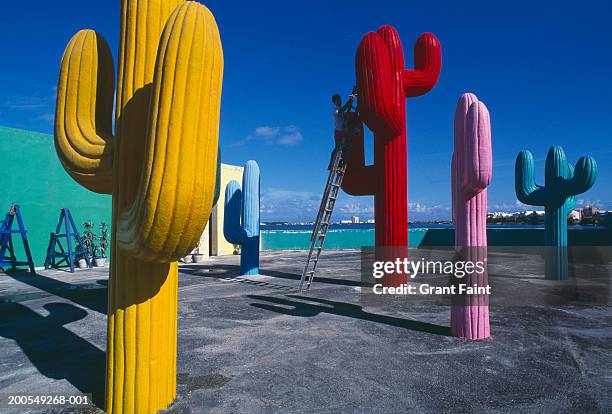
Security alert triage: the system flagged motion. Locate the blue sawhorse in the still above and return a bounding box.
[0,204,36,274]
[44,208,91,273]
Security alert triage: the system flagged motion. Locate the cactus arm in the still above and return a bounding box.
[515,150,548,206]
[338,119,377,196]
[462,101,492,196]
[54,30,114,194]
[403,33,442,98]
[242,161,260,238]
[342,163,378,196]
[355,31,404,137]
[566,156,598,196]
[115,3,224,262]
[223,180,246,244]
[564,163,577,212]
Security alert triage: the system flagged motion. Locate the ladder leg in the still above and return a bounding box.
[15,206,36,274]
[22,236,36,274]
[64,211,75,273]
[69,210,91,268]
[0,233,8,271]
[7,237,17,270]
[44,233,56,270]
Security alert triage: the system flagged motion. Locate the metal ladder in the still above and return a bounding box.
[0,204,36,274]
[44,208,92,273]
[298,139,348,292]
[298,87,359,292]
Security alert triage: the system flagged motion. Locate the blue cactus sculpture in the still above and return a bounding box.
[224,160,260,275]
[515,146,598,279]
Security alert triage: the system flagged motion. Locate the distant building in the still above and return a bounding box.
[488,212,514,219]
[351,216,360,224]
[525,210,545,216]
[339,219,352,224]
[569,209,583,221]
[582,205,599,218]
[365,218,375,224]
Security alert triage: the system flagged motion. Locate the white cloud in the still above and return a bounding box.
[408,202,450,215]
[260,188,320,219]
[254,126,280,138]
[575,199,609,209]
[260,189,453,222]
[276,126,303,145]
[233,125,303,146]
[490,200,529,212]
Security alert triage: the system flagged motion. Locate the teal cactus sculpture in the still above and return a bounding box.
[224,160,260,275]
[515,146,598,279]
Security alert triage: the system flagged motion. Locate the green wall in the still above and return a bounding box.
[0,126,112,267]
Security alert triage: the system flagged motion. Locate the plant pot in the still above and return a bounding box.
[183,255,193,264]
[192,254,206,263]
[77,258,88,269]
[94,257,106,267]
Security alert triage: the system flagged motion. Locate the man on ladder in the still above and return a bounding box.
[299,88,359,292]
[328,88,358,170]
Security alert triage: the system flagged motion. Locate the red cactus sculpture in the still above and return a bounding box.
[342,26,441,286]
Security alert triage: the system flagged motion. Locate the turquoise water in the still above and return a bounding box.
[261,223,606,250]
[262,223,448,250]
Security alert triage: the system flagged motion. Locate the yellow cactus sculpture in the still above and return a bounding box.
[54,1,223,412]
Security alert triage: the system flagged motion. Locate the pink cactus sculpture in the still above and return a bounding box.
[451,93,492,340]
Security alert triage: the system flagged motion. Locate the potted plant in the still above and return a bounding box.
[192,240,206,263]
[94,222,109,267]
[80,221,95,268]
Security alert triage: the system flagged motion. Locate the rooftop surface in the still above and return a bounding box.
[0,249,611,413]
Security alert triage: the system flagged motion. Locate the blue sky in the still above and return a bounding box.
[0,1,611,221]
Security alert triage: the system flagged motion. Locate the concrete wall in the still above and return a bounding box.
[417,227,612,247]
[0,126,112,266]
[194,222,210,257]
[210,163,244,256]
